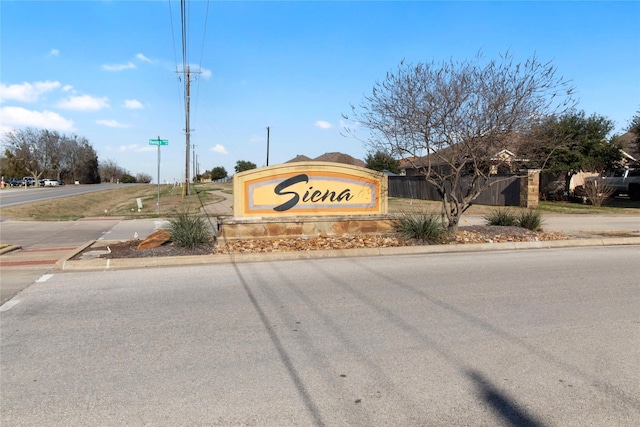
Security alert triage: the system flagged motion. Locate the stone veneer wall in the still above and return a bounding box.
[520,169,541,208]
[218,215,398,240]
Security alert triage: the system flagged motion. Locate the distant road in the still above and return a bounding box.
[0,183,129,208]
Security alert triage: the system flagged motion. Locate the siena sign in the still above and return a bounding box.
[233,162,388,217]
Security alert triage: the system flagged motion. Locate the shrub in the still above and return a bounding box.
[517,209,544,231]
[166,208,212,249]
[582,179,616,207]
[395,212,447,244]
[484,208,518,227]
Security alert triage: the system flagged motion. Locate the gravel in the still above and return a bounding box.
[85,225,568,259]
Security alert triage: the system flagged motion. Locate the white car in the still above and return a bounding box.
[43,179,59,186]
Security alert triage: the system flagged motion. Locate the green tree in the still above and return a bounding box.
[343,53,574,233]
[522,110,622,180]
[234,160,257,173]
[120,173,137,183]
[210,166,228,180]
[365,151,400,174]
[0,148,27,178]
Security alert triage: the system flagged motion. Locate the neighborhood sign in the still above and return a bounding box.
[233,162,387,217]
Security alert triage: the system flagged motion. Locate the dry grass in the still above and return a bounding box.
[0,182,228,221]
[2,180,637,221]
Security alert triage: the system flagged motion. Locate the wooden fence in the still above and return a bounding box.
[388,175,521,206]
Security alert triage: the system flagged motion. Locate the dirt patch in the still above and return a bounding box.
[74,226,568,260]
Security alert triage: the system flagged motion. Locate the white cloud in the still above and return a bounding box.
[200,67,212,79]
[49,49,60,57]
[123,99,143,109]
[118,144,155,153]
[0,106,74,131]
[102,62,136,71]
[210,144,228,154]
[178,64,212,79]
[0,81,61,103]
[96,119,132,128]
[57,95,109,111]
[136,53,152,63]
[315,120,333,129]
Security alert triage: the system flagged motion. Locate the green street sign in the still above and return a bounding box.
[149,139,169,146]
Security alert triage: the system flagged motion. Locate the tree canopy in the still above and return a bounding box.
[2,128,100,184]
[521,110,622,177]
[344,52,575,232]
[234,160,257,173]
[210,166,228,181]
[365,151,400,174]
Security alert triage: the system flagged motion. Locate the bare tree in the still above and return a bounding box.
[582,179,616,208]
[136,173,153,183]
[343,52,575,233]
[59,134,100,184]
[99,159,128,183]
[3,128,62,182]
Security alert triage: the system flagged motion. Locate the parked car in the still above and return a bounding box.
[584,167,640,201]
[43,179,59,186]
[6,178,21,187]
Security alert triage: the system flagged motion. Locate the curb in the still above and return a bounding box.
[0,245,22,255]
[55,236,640,271]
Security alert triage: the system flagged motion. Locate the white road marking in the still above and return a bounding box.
[0,300,20,312]
[36,274,54,282]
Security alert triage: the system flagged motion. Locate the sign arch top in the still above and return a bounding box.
[233,161,388,218]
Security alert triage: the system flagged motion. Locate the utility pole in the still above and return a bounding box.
[177,65,200,196]
[266,126,270,166]
[185,65,191,195]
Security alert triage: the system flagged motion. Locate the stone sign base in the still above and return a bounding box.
[218,215,398,240]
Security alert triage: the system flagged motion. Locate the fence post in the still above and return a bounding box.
[519,169,541,208]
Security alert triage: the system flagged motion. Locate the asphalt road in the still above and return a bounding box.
[0,183,127,208]
[2,246,639,425]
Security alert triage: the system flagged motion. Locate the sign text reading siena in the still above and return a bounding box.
[233,162,388,217]
[273,174,354,211]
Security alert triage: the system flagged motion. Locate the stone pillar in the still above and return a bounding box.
[520,169,541,208]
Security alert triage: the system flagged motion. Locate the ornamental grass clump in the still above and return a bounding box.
[167,208,212,249]
[484,208,518,227]
[395,212,447,244]
[517,209,544,231]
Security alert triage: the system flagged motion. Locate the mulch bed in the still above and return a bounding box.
[75,225,568,260]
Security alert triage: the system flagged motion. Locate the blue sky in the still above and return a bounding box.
[1,0,639,184]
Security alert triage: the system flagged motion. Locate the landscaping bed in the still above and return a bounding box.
[78,225,568,259]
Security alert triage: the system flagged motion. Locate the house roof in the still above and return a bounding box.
[618,132,639,161]
[285,155,312,163]
[398,133,526,170]
[285,152,365,167]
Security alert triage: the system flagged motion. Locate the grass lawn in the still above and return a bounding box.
[1,180,637,221]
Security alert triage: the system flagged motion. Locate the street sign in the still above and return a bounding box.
[149,136,168,214]
[149,139,169,146]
